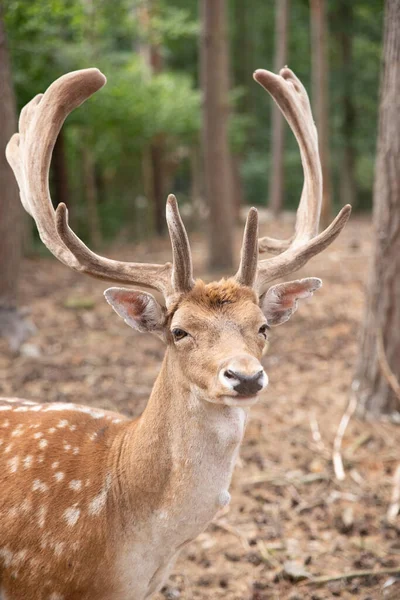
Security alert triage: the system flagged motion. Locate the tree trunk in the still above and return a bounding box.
[0,3,33,350]
[200,0,234,271]
[82,146,102,248]
[310,0,332,225]
[269,0,290,216]
[149,136,167,236]
[354,0,400,418]
[338,0,357,208]
[53,129,70,209]
[136,0,167,236]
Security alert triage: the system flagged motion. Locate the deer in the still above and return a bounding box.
[0,66,351,600]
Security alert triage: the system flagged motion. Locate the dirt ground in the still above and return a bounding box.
[1,215,399,600]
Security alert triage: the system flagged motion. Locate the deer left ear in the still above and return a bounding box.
[104,288,166,336]
[260,278,322,326]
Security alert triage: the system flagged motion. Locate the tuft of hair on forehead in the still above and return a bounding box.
[173,278,258,312]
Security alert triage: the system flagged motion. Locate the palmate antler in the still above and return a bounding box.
[6,67,350,303]
[5,69,194,301]
[235,68,351,294]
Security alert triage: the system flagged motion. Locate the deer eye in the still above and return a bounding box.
[258,324,270,339]
[172,328,188,341]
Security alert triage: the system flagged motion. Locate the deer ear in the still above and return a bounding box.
[260,278,322,326]
[104,288,166,335]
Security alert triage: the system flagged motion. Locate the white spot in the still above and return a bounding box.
[53,542,65,557]
[48,428,56,434]
[11,425,24,437]
[13,549,27,564]
[39,439,48,450]
[38,455,44,463]
[0,547,13,567]
[0,405,12,411]
[8,456,19,473]
[69,480,82,492]
[33,432,43,439]
[51,461,59,469]
[63,442,71,451]
[49,592,64,600]
[8,507,18,518]
[14,406,29,412]
[112,419,122,424]
[2,419,10,427]
[54,472,65,482]
[21,499,31,513]
[88,474,112,516]
[73,447,80,455]
[4,444,13,454]
[32,479,48,493]
[0,439,3,446]
[63,507,80,527]
[23,455,33,469]
[57,419,69,429]
[38,506,47,528]
[29,405,43,412]
[69,425,77,432]
[88,433,97,441]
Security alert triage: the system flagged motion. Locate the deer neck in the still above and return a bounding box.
[111,350,248,525]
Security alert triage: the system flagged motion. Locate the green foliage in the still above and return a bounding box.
[4,0,383,244]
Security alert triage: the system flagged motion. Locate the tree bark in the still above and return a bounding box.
[53,129,70,209]
[310,0,332,225]
[137,0,167,236]
[269,0,290,216]
[337,0,357,208]
[0,3,33,350]
[354,0,400,418]
[82,146,102,248]
[200,0,234,271]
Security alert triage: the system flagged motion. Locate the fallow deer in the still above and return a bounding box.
[0,67,350,600]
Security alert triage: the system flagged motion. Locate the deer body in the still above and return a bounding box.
[1,67,350,598]
[0,288,251,600]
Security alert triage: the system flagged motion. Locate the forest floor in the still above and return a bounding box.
[1,214,399,600]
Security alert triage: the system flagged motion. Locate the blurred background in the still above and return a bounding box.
[1,0,383,246]
[1,1,399,599]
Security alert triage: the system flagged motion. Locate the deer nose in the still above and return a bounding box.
[223,369,266,396]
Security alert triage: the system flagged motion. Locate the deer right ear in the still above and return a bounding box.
[104,288,166,336]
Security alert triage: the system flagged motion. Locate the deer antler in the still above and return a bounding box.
[253,67,351,293]
[6,69,194,300]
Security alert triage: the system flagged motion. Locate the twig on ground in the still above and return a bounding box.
[377,328,400,405]
[300,567,400,586]
[332,389,358,481]
[309,413,325,451]
[241,472,329,487]
[387,464,400,523]
[212,519,250,551]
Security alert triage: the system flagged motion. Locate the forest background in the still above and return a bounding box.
[2,0,384,246]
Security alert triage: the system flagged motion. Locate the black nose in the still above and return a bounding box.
[224,369,264,396]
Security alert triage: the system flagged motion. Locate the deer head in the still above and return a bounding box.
[6,67,351,409]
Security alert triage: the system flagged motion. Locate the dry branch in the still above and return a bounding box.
[332,389,358,481]
[387,464,400,523]
[300,566,400,586]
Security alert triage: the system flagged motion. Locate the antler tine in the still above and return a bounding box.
[6,69,176,297]
[235,207,259,288]
[253,67,351,293]
[166,195,195,294]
